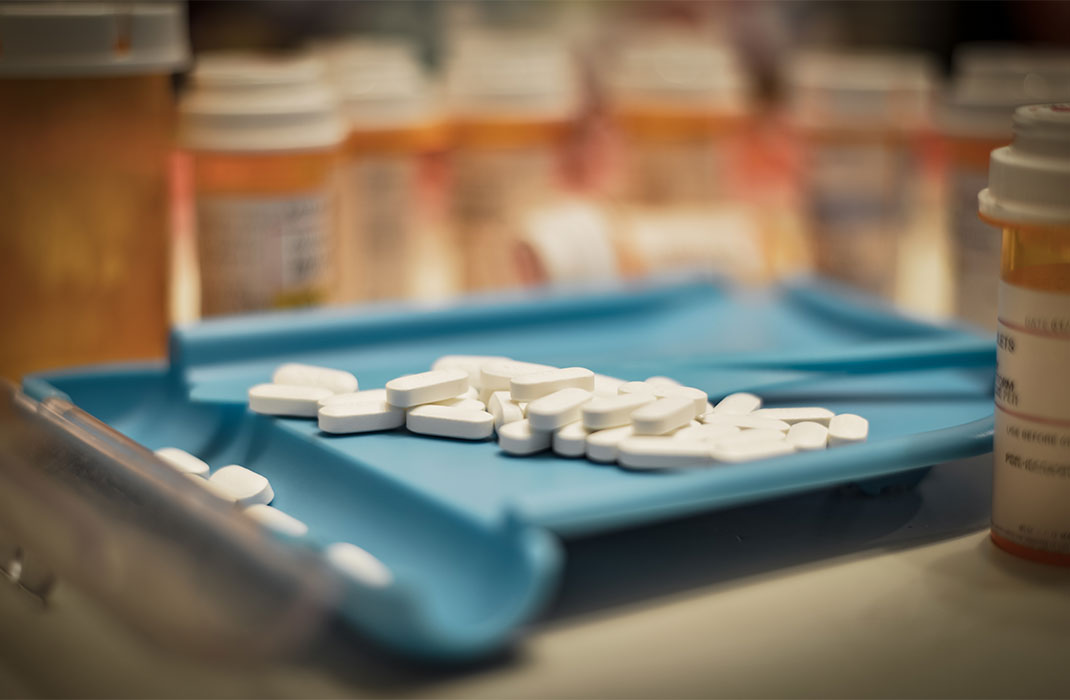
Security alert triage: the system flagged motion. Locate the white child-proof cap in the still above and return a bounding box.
[179,50,345,152]
[0,2,189,76]
[979,103,1070,226]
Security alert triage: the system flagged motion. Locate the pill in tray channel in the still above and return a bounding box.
[247,358,870,470]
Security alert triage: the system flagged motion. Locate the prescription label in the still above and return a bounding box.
[949,166,1001,329]
[197,192,333,315]
[992,281,1070,554]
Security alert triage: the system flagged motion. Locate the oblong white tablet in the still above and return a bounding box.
[672,423,741,442]
[527,387,594,431]
[714,429,787,449]
[653,385,708,417]
[326,542,393,588]
[711,440,796,463]
[586,425,633,463]
[713,392,762,415]
[618,437,712,470]
[581,393,657,430]
[272,363,358,395]
[592,374,626,398]
[702,413,791,432]
[433,397,486,411]
[644,376,681,388]
[618,381,658,396]
[184,472,239,503]
[751,407,835,425]
[480,359,555,393]
[487,391,526,429]
[431,355,511,389]
[245,504,309,537]
[787,421,829,451]
[318,401,405,434]
[631,397,695,435]
[498,419,552,455]
[406,404,494,440]
[829,414,869,446]
[552,421,589,457]
[510,367,595,401]
[385,369,468,408]
[155,447,209,478]
[249,383,333,417]
[209,465,274,507]
[318,388,388,409]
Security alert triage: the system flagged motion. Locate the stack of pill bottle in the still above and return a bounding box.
[317,38,451,302]
[980,103,1070,565]
[179,52,345,317]
[0,3,188,380]
[786,50,935,301]
[941,45,1070,330]
[444,31,581,291]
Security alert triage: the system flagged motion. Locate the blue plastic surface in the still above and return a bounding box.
[24,277,996,660]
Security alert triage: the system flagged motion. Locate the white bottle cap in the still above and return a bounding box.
[445,30,579,123]
[786,49,936,132]
[0,2,189,76]
[316,37,438,131]
[606,33,749,117]
[979,103,1070,226]
[179,51,345,152]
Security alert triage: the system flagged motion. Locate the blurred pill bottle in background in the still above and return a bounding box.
[0,3,187,380]
[179,52,345,317]
[980,104,1070,566]
[786,50,935,301]
[444,31,580,291]
[941,45,1070,330]
[318,38,452,302]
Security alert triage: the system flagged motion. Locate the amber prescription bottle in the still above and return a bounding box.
[0,3,187,379]
[180,53,345,317]
[979,103,1070,565]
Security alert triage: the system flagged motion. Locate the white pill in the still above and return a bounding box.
[249,383,333,417]
[480,359,555,393]
[631,397,695,435]
[618,381,658,396]
[510,367,595,401]
[585,425,632,462]
[431,355,511,389]
[318,388,388,409]
[715,429,787,449]
[527,387,594,431]
[829,414,869,446]
[618,437,712,470]
[326,542,393,588]
[701,401,715,417]
[184,472,239,503]
[787,421,829,451]
[272,363,358,395]
[553,421,589,457]
[653,385,708,417]
[155,447,209,478]
[318,401,405,434]
[433,396,486,411]
[406,405,494,440]
[209,465,274,507]
[713,392,762,415]
[581,393,657,430]
[711,440,796,463]
[702,413,790,432]
[459,386,480,400]
[498,419,552,456]
[592,374,626,398]
[673,423,741,442]
[752,407,835,425]
[644,376,681,388]
[487,391,526,429]
[386,369,468,408]
[244,504,309,537]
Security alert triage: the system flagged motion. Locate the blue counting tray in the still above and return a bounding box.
[23,277,996,660]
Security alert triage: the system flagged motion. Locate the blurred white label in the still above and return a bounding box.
[197,192,331,315]
[518,201,619,284]
[625,206,764,281]
[992,281,1070,554]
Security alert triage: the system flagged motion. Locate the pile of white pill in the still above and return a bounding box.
[152,445,392,587]
[247,357,869,471]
